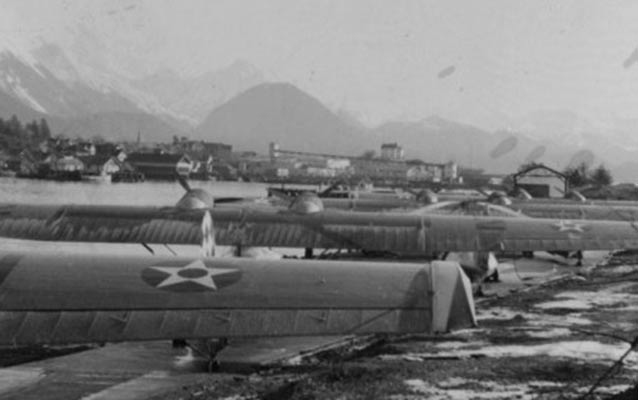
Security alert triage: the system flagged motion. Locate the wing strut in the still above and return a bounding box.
[141,242,154,255]
[164,244,177,256]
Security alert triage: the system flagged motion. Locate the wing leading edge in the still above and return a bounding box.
[1,203,638,254]
[0,253,475,345]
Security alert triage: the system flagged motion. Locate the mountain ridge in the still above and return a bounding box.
[1,41,638,179]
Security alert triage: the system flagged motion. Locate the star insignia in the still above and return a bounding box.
[142,260,241,292]
[552,220,588,234]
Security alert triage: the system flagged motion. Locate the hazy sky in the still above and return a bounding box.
[2,0,638,129]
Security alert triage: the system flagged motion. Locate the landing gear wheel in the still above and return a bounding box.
[208,359,220,373]
[576,250,583,267]
[187,337,229,373]
[489,268,500,283]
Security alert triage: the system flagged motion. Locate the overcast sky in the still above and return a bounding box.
[2,0,638,129]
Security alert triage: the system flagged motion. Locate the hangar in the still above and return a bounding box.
[512,164,567,198]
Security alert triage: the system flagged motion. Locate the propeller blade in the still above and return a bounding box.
[176,173,191,192]
[319,180,343,196]
[201,210,215,257]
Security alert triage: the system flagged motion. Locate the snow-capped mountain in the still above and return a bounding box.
[0,49,140,118]
[0,38,265,141]
[4,36,638,179]
[131,59,265,125]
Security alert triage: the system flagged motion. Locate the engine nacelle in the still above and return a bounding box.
[289,192,324,214]
[416,189,438,205]
[487,191,512,206]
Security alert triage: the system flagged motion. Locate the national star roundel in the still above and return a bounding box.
[141,259,242,292]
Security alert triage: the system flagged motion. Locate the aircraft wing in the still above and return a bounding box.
[1,203,638,253]
[510,202,638,221]
[0,252,475,345]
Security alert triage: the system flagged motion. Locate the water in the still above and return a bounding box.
[0,177,270,206]
[0,177,300,257]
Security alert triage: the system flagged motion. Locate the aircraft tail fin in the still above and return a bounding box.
[201,210,215,257]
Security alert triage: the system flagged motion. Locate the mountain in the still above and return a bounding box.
[0,49,140,118]
[371,117,559,173]
[194,82,632,176]
[53,112,182,143]
[2,38,638,179]
[0,46,186,141]
[131,60,265,125]
[0,42,266,142]
[195,82,370,155]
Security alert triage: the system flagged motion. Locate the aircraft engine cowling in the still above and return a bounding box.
[289,192,324,214]
[416,189,438,205]
[487,191,512,206]
[175,188,215,210]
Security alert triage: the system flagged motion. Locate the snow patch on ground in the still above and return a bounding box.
[434,340,638,365]
[536,298,592,310]
[536,290,638,310]
[381,341,638,368]
[435,341,489,350]
[401,378,561,400]
[477,307,592,326]
[597,265,638,275]
[396,378,630,400]
[525,328,572,338]
[173,347,196,367]
[476,307,537,321]
[578,384,632,395]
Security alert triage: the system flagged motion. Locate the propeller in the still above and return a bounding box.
[319,180,345,196]
[486,191,512,206]
[201,210,215,257]
[174,174,246,210]
[415,188,438,205]
[175,174,215,210]
[404,188,439,205]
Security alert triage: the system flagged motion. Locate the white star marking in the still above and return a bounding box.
[149,260,236,290]
[552,220,587,234]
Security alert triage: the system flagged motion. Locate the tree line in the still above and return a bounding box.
[0,115,51,154]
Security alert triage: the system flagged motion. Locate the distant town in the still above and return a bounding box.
[0,114,476,187]
[0,113,620,201]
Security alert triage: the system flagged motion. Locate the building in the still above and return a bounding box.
[203,142,233,161]
[406,164,442,182]
[267,142,456,184]
[189,155,214,180]
[127,152,194,180]
[512,164,567,198]
[380,143,404,161]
